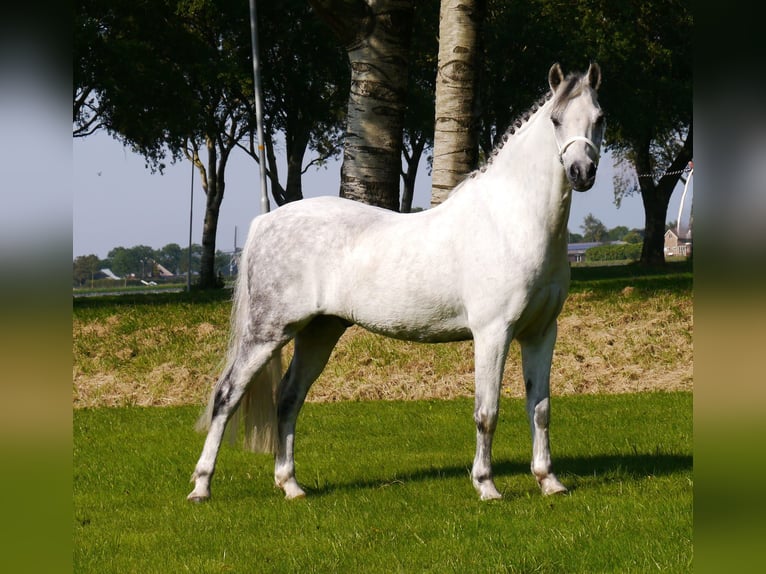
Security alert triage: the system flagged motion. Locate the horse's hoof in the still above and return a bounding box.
[539,475,568,496]
[480,490,503,501]
[285,490,306,500]
[279,478,307,500]
[187,491,210,503]
[475,479,503,501]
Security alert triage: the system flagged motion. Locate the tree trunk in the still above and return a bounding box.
[311,0,413,210]
[263,136,297,207]
[640,189,670,267]
[431,0,485,206]
[197,137,228,289]
[636,129,693,267]
[284,130,308,204]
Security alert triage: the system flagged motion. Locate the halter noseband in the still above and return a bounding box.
[557,136,600,166]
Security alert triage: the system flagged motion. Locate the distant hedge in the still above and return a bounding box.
[585,243,642,262]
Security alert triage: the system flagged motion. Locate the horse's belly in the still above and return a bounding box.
[334,291,471,343]
[325,237,470,342]
[356,314,472,344]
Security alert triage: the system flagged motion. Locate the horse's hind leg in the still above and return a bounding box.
[520,326,568,495]
[274,315,346,499]
[187,343,281,502]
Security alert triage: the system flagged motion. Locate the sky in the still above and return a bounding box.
[72,130,692,260]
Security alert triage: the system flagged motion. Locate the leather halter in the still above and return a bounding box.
[557,135,600,165]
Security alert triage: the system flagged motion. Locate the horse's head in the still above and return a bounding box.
[548,62,605,191]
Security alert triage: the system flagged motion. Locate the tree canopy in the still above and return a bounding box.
[75,0,691,276]
[74,0,349,287]
[478,0,691,265]
[580,213,609,243]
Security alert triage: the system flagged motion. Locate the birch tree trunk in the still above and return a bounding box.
[431,0,485,207]
[310,0,413,210]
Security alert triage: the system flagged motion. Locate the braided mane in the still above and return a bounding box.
[474,90,553,176]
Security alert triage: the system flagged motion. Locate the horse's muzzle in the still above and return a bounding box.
[568,160,597,192]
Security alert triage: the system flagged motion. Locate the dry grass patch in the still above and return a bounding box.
[550,289,692,396]
[73,269,692,408]
[310,288,692,402]
[73,298,229,408]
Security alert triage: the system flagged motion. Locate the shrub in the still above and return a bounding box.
[585,243,642,262]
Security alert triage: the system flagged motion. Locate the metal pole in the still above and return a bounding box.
[248,0,271,215]
[187,158,194,292]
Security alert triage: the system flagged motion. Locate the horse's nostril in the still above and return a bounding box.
[587,163,596,178]
[569,164,580,180]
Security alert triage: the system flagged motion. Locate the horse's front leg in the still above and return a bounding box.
[520,326,567,495]
[471,325,512,500]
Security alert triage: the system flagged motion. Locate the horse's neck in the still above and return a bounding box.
[485,104,571,241]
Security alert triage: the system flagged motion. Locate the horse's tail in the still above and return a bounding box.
[228,351,281,454]
[194,235,281,454]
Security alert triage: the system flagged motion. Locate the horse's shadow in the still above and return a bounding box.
[305,452,692,498]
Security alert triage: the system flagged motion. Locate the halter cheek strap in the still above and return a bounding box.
[557,136,600,165]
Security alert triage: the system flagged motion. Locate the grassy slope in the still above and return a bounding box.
[73,261,692,407]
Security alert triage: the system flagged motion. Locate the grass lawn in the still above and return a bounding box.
[74,392,692,573]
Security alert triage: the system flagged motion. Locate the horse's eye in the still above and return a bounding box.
[551,117,561,128]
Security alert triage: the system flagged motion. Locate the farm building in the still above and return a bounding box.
[664,229,692,257]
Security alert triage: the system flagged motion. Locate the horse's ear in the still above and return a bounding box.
[548,63,564,93]
[587,62,601,90]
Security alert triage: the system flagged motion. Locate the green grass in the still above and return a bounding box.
[73,282,187,295]
[569,259,692,295]
[74,392,692,573]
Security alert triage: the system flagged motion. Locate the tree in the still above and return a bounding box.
[74,0,350,288]
[73,8,103,138]
[247,1,349,205]
[73,254,102,286]
[607,225,629,242]
[74,0,248,288]
[178,244,204,276]
[431,0,486,206]
[156,243,183,275]
[581,213,608,243]
[478,0,582,159]
[567,229,584,243]
[106,245,155,278]
[471,1,691,266]
[580,1,692,266]
[400,0,439,212]
[309,0,414,210]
